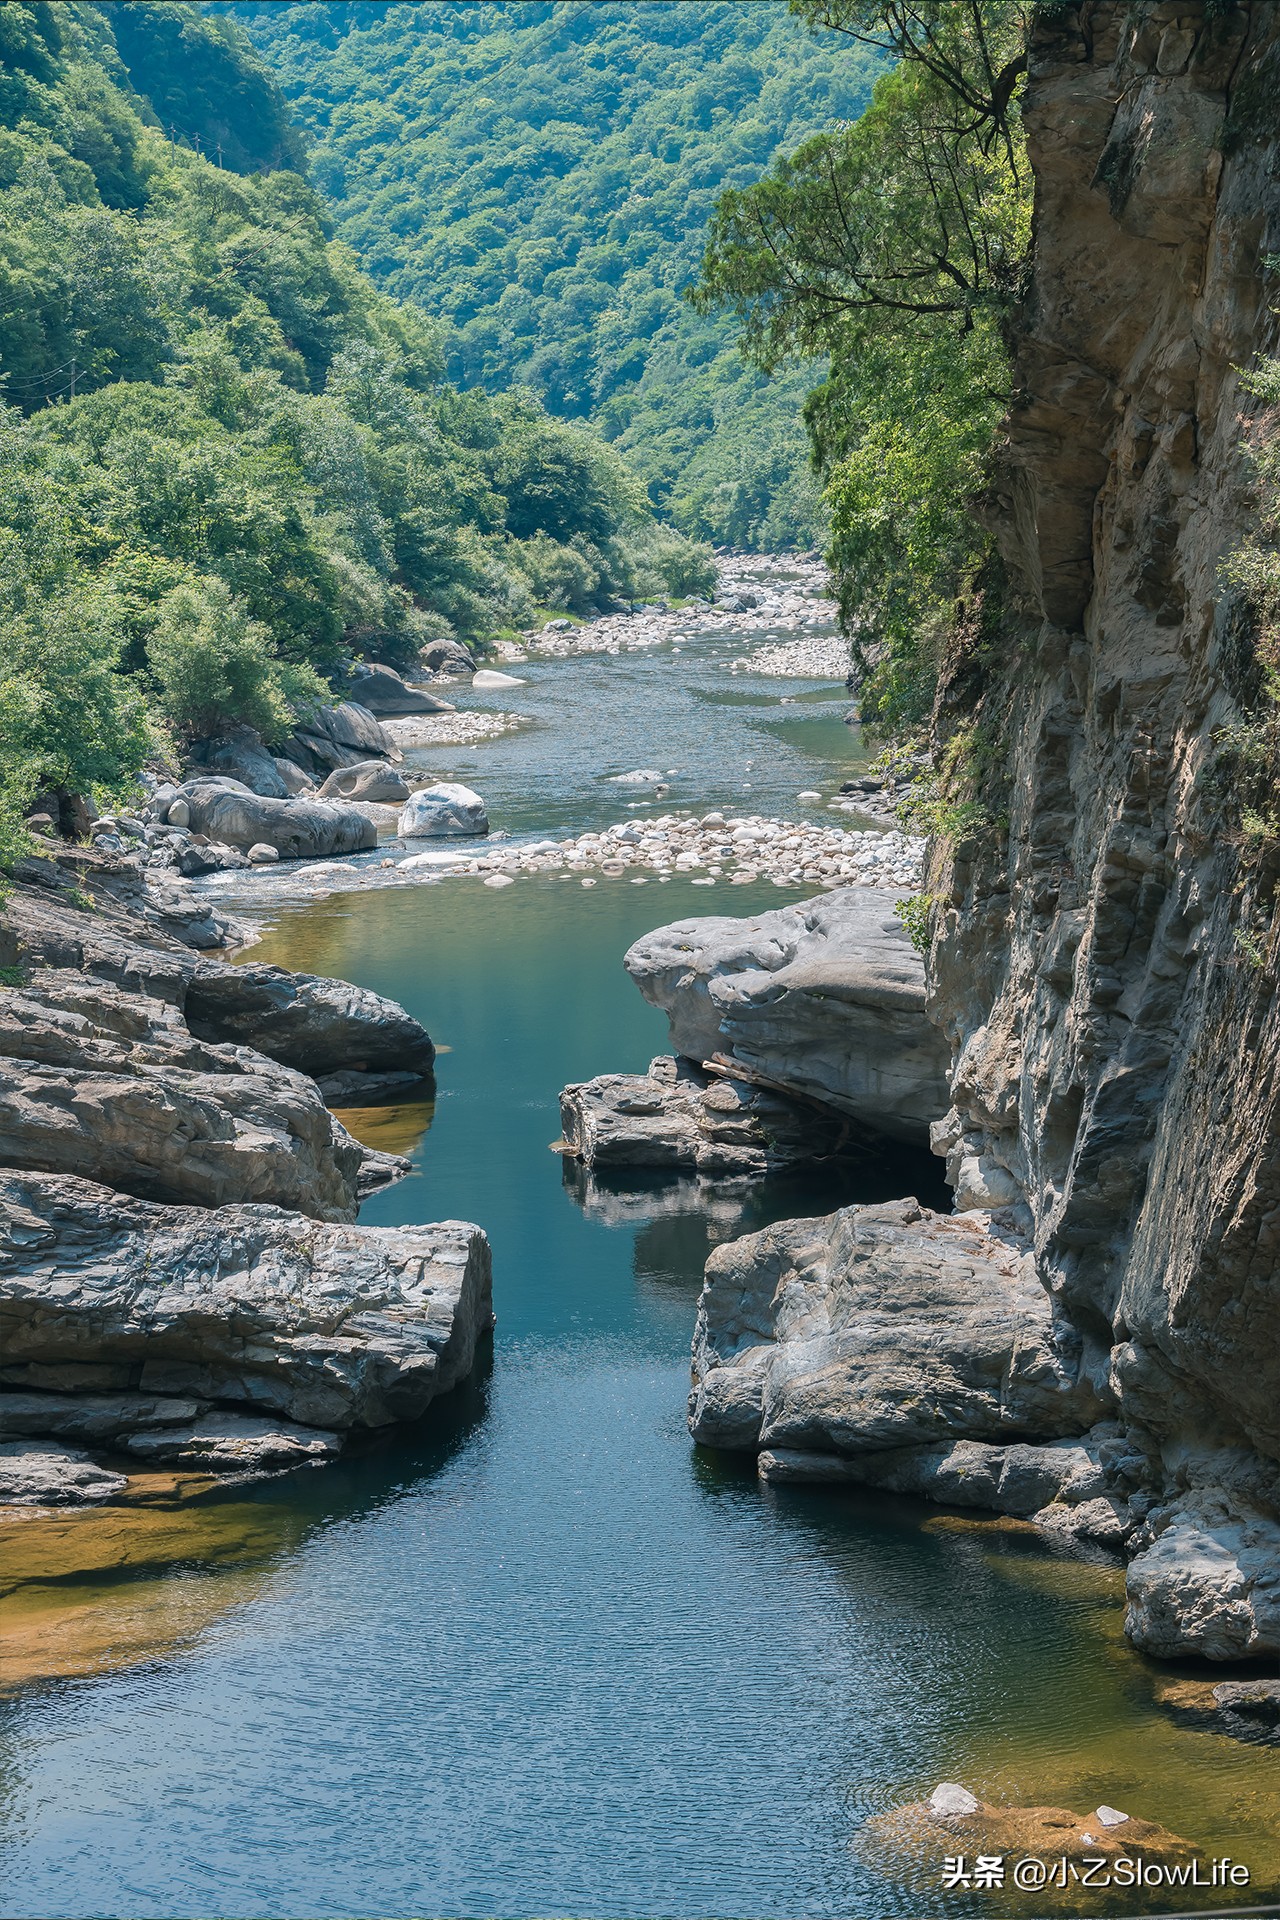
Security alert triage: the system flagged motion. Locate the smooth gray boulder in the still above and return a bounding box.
[421,637,477,676]
[689,1198,1105,1454]
[399,782,489,839]
[0,1439,128,1506]
[559,1054,857,1177]
[280,700,396,774]
[188,728,290,798]
[348,664,451,715]
[185,961,435,1080]
[625,888,949,1143]
[180,778,377,859]
[318,760,411,804]
[274,756,315,795]
[0,1170,494,1433]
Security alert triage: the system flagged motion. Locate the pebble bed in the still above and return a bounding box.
[381,710,523,748]
[727,633,850,678]
[491,553,840,668]
[397,810,923,893]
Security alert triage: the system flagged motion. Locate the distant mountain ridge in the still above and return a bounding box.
[220,1,881,547]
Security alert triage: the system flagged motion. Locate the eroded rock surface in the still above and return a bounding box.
[0,1170,493,1434]
[559,1054,859,1177]
[690,1199,1104,1455]
[180,778,377,860]
[626,888,948,1142]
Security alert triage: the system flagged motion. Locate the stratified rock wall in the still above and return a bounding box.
[926,4,1280,1652]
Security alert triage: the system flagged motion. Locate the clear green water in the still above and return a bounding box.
[3,641,1280,1919]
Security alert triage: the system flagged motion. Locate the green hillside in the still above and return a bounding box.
[223,1,882,547]
[0,0,712,861]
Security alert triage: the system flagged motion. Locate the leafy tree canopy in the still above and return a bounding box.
[0,0,713,866]
[220,0,885,547]
[694,0,1030,729]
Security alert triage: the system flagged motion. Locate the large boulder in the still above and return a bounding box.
[280,700,395,774]
[625,887,949,1143]
[421,637,477,676]
[318,760,411,804]
[185,960,435,1080]
[347,664,451,716]
[559,1054,856,1177]
[399,782,489,839]
[0,1170,493,1434]
[180,778,376,859]
[689,1198,1106,1454]
[187,728,290,799]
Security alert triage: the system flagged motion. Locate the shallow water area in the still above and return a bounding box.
[4,612,1280,1917]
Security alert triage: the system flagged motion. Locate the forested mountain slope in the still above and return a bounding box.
[223,1,881,547]
[0,0,710,859]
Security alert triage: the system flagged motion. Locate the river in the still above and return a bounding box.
[3,595,1279,1918]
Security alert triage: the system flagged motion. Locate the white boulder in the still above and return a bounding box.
[398,783,490,839]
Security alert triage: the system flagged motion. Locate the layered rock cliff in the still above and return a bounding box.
[925,1,1280,1656]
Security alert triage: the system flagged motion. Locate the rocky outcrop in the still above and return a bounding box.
[188,727,293,798]
[180,777,377,860]
[185,960,436,1083]
[347,663,451,715]
[626,888,949,1142]
[0,1168,493,1441]
[559,1054,861,1177]
[898,5,1280,1655]
[280,699,396,774]
[0,859,483,1501]
[0,977,364,1219]
[689,1199,1106,1457]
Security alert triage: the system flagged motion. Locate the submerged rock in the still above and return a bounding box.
[625,887,949,1142]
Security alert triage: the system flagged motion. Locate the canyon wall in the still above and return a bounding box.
[928,1,1280,1649]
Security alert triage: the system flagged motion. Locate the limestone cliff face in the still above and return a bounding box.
[929,2,1280,1560]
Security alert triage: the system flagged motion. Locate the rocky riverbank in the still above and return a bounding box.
[0,848,493,1509]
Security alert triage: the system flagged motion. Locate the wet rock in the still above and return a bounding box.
[560,1054,862,1177]
[185,960,435,1082]
[626,887,949,1142]
[399,782,489,838]
[121,1411,342,1470]
[180,778,377,860]
[318,761,411,804]
[0,1440,128,1506]
[348,663,451,716]
[689,1199,1105,1454]
[0,1169,494,1433]
[757,1430,1131,1542]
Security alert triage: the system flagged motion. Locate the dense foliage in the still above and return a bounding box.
[695,1,1031,730]
[0,0,712,861]
[223,0,883,548]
